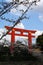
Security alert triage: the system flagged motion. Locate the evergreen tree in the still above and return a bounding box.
[36,34,43,51]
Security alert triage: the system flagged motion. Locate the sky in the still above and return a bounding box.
[0,0,43,31]
[0,0,43,44]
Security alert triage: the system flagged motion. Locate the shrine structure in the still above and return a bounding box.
[5,26,36,50]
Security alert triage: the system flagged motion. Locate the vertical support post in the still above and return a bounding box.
[10,29,15,55]
[11,29,15,43]
[28,32,32,51]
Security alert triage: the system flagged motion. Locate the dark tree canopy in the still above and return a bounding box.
[36,34,43,51]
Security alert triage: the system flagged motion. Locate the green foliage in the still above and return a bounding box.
[36,34,43,45]
[36,34,43,51]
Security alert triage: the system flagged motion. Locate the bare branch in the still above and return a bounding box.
[0,16,15,23]
[20,16,30,20]
[0,0,40,40]
[0,1,20,17]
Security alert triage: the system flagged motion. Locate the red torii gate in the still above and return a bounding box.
[5,26,36,49]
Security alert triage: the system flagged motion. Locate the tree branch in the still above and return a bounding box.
[0,0,40,40]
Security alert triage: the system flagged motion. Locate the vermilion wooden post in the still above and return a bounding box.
[10,29,15,54]
[28,32,32,49]
[11,29,15,43]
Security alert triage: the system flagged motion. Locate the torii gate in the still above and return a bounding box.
[5,26,36,50]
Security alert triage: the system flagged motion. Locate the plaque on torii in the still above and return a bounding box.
[5,26,36,50]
